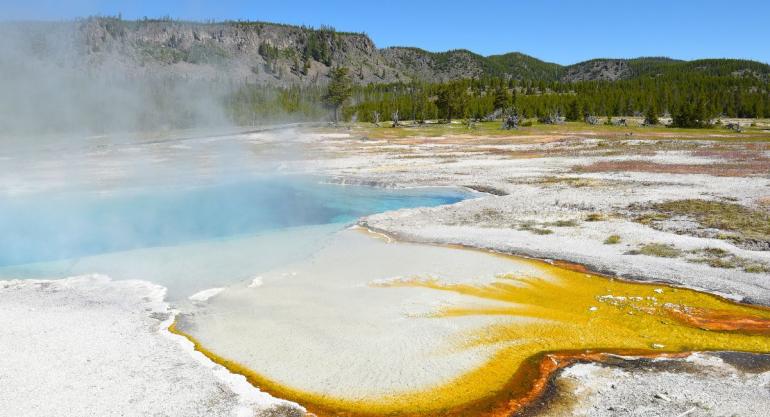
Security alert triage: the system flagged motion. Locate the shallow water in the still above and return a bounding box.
[0,177,469,297]
[176,229,770,417]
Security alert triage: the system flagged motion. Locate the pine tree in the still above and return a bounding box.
[493,87,511,111]
[435,86,454,123]
[644,105,659,125]
[565,99,580,121]
[323,67,352,124]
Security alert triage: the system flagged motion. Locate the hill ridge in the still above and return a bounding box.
[2,17,768,85]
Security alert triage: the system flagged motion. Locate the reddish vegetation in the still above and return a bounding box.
[691,142,770,160]
[574,159,770,177]
[577,143,770,177]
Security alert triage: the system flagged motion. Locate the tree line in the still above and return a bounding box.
[340,73,769,128]
[222,67,769,128]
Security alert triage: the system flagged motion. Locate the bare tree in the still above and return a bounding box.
[501,107,519,130]
[372,111,380,127]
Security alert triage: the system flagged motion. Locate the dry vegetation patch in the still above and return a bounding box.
[525,176,606,188]
[574,159,770,177]
[461,208,576,236]
[629,243,683,258]
[472,208,507,224]
[631,199,770,251]
[691,142,770,161]
[627,242,770,273]
[585,213,606,222]
[519,222,554,235]
[549,219,580,227]
[687,248,770,274]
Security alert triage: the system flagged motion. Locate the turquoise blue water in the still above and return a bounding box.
[0,177,469,296]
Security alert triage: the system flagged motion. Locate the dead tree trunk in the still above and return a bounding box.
[372,111,380,127]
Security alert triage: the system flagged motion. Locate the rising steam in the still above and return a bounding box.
[0,20,235,138]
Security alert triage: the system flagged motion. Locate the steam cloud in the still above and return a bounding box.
[0,20,234,138]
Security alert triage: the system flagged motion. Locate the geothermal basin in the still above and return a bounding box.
[2,132,770,417]
[173,228,770,417]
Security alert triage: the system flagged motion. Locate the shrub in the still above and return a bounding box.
[585,213,605,222]
[553,219,579,227]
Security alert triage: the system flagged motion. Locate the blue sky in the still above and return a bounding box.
[4,0,769,65]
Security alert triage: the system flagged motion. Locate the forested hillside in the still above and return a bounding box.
[3,16,769,131]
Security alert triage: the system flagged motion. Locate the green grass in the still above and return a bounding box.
[632,243,682,258]
[604,235,622,244]
[348,120,770,141]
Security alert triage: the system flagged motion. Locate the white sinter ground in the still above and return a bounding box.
[0,275,304,417]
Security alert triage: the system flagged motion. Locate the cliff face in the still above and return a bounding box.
[379,48,489,82]
[68,18,406,85]
[560,59,633,81]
